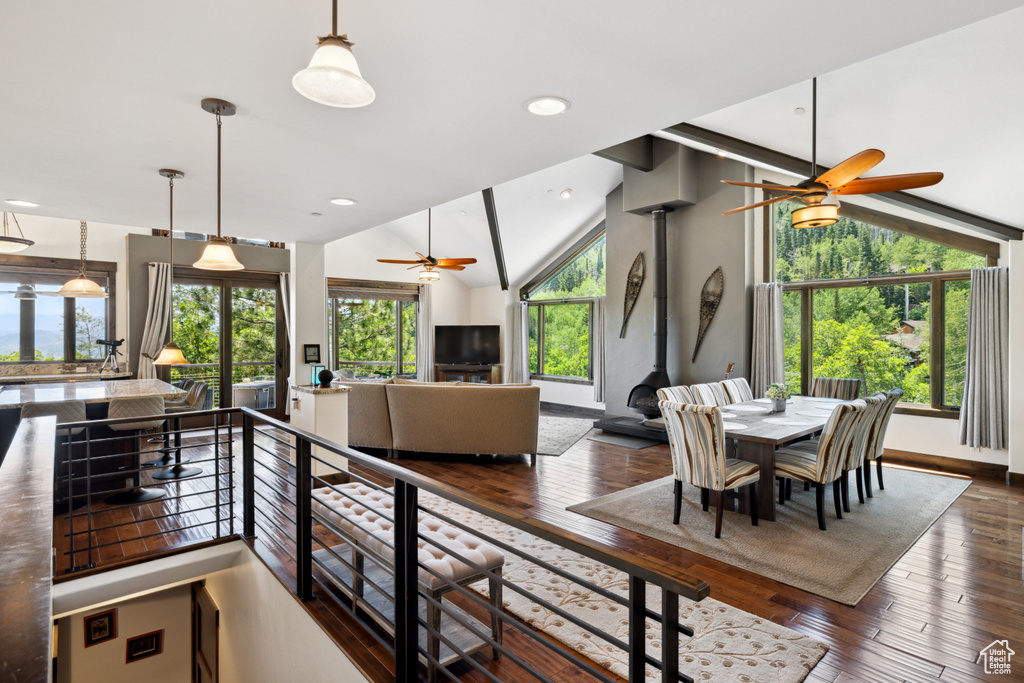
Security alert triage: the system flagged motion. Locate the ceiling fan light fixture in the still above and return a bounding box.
[792,203,838,229]
[418,266,440,282]
[13,284,36,300]
[194,239,245,271]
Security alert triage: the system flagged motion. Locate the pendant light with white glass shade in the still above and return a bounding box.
[292,0,375,108]
[193,98,245,271]
[58,222,108,298]
[153,170,189,367]
[0,212,33,253]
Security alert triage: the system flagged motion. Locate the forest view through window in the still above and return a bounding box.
[775,200,985,406]
[526,233,605,380]
[328,284,417,378]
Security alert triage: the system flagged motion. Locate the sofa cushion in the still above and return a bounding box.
[393,377,459,385]
[331,381,394,449]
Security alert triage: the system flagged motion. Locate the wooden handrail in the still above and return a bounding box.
[0,416,57,683]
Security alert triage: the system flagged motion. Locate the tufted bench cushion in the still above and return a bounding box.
[312,482,505,591]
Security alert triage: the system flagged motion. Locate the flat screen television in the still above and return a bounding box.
[434,325,500,365]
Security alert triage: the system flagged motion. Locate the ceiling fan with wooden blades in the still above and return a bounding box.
[721,77,943,228]
[377,208,477,281]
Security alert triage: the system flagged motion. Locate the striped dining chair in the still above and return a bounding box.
[721,378,753,403]
[774,400,866,531]
[689,382,731,407]
[659,400,760,538]
[657,385,696,403]
[811,377,862,400]
[840,394,886,512]
[863,388,903,494]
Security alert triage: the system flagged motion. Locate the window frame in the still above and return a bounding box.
[0,253,116,363]
[520,224,606,385]
[765,192,998,418]
[326,278,419,378]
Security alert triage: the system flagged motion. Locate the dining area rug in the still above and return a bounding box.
[567,467,971,605]
[537,416,594,455]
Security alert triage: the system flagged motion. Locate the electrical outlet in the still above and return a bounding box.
[75,367,88,373]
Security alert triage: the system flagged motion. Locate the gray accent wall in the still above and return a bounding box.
[604,144,753,417]
[125,234,291,375]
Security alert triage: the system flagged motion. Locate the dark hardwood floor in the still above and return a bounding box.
[52,421,1024,682]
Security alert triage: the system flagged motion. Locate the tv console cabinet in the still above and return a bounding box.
[435,364,502,384]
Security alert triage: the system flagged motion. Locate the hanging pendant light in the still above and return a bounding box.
[58,221,108,298]
[292,0,375,108]
[154,170,189,366]
[194,98,244,271]
[0,212,33,253]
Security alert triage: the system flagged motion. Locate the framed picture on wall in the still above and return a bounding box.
[303,343,321,364]
[83,608,117,647]
[125,630,163,663]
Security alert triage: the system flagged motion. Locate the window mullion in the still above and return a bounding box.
[930,279,944,409]
[800,288,813,396]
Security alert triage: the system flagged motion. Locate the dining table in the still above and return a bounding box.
[719,395,852,521]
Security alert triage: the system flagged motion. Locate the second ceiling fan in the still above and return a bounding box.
[721,77,943,228]
[377,208,476,281]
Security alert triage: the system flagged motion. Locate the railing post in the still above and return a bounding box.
[628,575,645,683]
[393,480,419,682]
[295,435,313,601]
[242,411,255,539]
[661,589,679,683]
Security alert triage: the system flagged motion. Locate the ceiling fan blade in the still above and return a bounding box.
[815,149,885,189]
[832,172,944,196]
[407,264,423,270]
[415,252,429,262]
[721,180,803,193]
[722,194,799,216]
[377,259,424,265]
[435,264,465,271]
[434,258,477,265]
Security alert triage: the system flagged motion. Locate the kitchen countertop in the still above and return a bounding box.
[0,371,133,384]
[0,379,183,410]
[291,384,351,395]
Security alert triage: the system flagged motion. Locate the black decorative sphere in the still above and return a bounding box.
[317,368,335,387]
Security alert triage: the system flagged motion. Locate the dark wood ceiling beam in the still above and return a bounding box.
[482,188,509,291]
[664,123,1022,242]
[593,135,654,172]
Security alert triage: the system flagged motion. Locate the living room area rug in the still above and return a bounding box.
[422,493,829,682]
[567,467,971,605]
[537,416,594,456]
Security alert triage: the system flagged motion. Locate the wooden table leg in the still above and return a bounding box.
[735,440,776,522]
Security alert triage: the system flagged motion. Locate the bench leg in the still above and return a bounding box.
[489,571,503,660]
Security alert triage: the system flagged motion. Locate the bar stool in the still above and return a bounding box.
[105,396,167,505]
[21,400,87,511]
[146,381,207,468]
[153,382,207,481]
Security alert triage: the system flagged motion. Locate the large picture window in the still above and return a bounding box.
[522,227,605,382]
[772,199,994,412]
[0,255,115,362]
[327,280,418,379]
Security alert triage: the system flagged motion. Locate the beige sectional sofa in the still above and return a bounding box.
[333,379,541,464]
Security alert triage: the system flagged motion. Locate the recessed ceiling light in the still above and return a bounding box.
[460,210,467,216]
[330,198,357,206]
[559,189,573,199]
[794,107,806,116]
[525,96,570,116]
[5,199,39,207]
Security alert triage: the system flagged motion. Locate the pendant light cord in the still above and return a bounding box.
[168,176,175,334]
[332,0,338,36]
[428,207,432,256]
[79,221,88,277]
[216,112,222,240]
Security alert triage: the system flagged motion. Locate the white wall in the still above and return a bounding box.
[12,214,150,349]
[323,228,471,326]
[202,548,369,683]
[57,584,191,683]
[290,242,326,385]
[1007,238,1024,474]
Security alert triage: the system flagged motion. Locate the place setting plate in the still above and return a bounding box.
[722,421,747,430]
[729,404,770,412]
[762,417,817,426]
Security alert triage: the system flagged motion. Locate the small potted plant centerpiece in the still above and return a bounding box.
[765,383,790,413]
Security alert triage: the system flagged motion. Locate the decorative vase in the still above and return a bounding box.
[771,398,786,413]
[317,368,334,387]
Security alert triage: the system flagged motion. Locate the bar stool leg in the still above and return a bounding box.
[153,416,202,480]
[106,431,166,505]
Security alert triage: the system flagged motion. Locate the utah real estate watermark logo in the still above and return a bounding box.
[978,640,1014,675]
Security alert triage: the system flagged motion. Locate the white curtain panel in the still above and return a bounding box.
[958,266,1009,450]
[137,262,172,380]
[279,272,292,414]
[416,284,434,382]
[750,282,784,399]
[508,301,530,384]
[592,296,606,402]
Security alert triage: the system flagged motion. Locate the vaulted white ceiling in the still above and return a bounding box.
[1,0,1018,253]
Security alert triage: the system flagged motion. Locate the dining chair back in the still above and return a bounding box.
[657,385,695,403]
[840,394,885,511]
[721,378,753,403]
[689,382,731,407]
[659,400,760,538]
[864,387,903,493]
[811,377,862,400]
